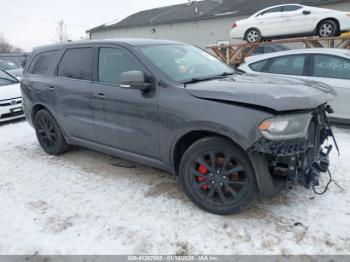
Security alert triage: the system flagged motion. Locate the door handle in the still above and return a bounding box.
[47,86,55,90]
[93,93,105,99]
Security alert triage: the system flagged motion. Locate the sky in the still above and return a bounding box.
[0,0,186,52]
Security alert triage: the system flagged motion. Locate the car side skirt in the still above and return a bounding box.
[68,137,176,175]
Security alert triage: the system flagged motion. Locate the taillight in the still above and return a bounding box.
[232,22,237,29]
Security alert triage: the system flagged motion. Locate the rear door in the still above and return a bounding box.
[308,54,350,120]
[255,6,284,37]
[249,54,308,81]
[53,46,96,141]
[91,45,159,158]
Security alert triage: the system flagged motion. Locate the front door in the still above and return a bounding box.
[255,6,284,37]
[281,5,315,35]
[91,46,159,158]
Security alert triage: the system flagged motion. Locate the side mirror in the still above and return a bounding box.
[303,10,311,15]
[119,71,152,91]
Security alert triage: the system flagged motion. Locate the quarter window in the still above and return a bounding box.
[98,47,143,85]
[249,60,269,72]
[57,48,93,81]
[29,50,58,75]
[312,55,350,80]
[267,55,306,76]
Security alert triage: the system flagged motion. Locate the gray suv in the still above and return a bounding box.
[21,39,336,215]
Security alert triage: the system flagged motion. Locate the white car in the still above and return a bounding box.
[238,48,350,123]
[0,69,24,123]
[230,4,350,43]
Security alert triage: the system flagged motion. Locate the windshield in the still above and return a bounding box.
[139,44,234,83]
[0,60,18,70]
[0,70,18,86]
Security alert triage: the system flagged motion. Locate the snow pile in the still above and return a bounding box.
[0,120,349,255]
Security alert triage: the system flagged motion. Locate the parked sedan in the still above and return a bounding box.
[230,4,350,43]
[0,69,24,123]
[238,48,350,123]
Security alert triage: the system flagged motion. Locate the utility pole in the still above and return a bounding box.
[56,20,68,43]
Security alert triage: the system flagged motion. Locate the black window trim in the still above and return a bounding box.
[55,46,95,83]
[309,53,350,80]
[27,49,59,76]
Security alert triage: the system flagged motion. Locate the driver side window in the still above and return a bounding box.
[98,47,143,85]
[282,5,303,12]
[259,6,282,16]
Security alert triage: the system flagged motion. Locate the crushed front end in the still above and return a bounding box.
[249,105,336,190]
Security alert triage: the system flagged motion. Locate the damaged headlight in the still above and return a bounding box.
[258,113,312,140]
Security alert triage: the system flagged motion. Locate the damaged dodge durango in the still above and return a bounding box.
[21,39,337,215]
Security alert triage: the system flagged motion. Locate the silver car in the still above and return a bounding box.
[239,48,350,123]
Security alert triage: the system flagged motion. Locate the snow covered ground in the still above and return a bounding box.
[0,119,349,255]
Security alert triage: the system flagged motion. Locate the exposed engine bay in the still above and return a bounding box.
[249,104,338,190]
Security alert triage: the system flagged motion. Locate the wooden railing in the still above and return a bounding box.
[207,36,350,65]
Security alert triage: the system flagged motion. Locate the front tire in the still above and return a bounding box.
[178,137,258,215]
[317,20,339,37]
[34,109,69,155]
[245,28,262,43]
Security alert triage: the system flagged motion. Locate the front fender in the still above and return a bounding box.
[168,120,263,166]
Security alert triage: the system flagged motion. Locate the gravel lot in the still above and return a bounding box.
[0,119,349,255]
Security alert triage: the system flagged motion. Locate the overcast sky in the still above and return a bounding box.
[0,0,186,52]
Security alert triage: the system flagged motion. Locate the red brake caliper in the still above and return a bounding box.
[197,164,209,190]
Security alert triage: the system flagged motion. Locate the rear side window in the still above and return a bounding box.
[57,48,93,81]
[267,55,305,76]
[249,60,268,72]
[312,55,350,80]
[28,50,58,75]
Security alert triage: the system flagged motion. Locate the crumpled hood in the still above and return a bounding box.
[185,74,336,112]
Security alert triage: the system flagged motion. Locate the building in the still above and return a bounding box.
[87,0,350,49]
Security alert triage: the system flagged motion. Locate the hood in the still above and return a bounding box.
[0,83,21,100]
[185,74,336,112]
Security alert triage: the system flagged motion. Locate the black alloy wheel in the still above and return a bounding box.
[34,109,69,155]
[179,137,258,215]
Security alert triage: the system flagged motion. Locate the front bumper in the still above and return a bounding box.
[0,97,24,123]
[249,105,334,189]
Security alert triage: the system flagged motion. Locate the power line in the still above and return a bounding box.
[0,13,89,27]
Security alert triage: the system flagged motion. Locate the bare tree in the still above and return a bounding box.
[55,20,69,43]
[0,34,23,53]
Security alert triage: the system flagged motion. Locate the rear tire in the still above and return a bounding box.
[317,20,339,37]
[245,28,262,43]
[34,109,69,155]
[178,137,258,215]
